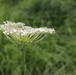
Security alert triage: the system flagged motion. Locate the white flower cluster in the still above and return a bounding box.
[0,21,55,43]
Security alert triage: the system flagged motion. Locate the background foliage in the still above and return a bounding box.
[0,0,76,75]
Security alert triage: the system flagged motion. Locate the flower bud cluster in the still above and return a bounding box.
[0,21,55,43]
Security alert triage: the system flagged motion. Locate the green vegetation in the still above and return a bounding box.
[0,0,76,75]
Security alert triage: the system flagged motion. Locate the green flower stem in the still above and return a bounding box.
[23,48,26,75]
[21,44,26,75]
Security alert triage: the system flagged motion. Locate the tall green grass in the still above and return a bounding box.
[0,0,76,75]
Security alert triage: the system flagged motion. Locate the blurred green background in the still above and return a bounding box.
[0,0,76,75]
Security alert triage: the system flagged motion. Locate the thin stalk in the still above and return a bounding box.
[23,49,25,75]
[22,45,26,75]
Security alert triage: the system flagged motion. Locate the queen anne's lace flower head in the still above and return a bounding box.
[0,21,55,44]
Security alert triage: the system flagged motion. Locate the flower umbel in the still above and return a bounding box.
[0,21,55,43]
